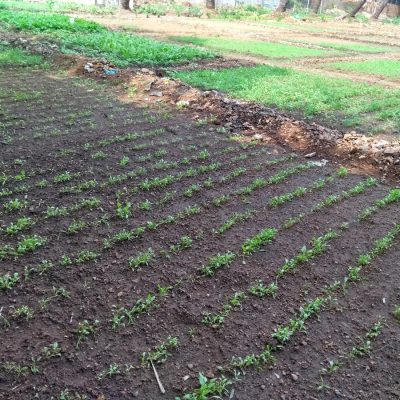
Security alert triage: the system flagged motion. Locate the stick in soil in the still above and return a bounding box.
[151,359,166,395]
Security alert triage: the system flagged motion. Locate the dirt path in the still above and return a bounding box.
[0,65,399,400]
[78,12,400,44]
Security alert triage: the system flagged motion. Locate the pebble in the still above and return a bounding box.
[304,152,316,158]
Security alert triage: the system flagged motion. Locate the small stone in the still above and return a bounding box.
[150,91,163,97]
[187,363,194,370]
[183,375,190,381]
[291,373,299,381]
[384,147,400,155]
[304,152,316,158]
[205,370,214,378]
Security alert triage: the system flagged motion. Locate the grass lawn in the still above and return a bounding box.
[171,36,333,59]
[0,43,45,66]
[0,10,213,66]
[327,59,400,79]
[0,0,116,14]
[172,65,400,133]
[316,41,397,53]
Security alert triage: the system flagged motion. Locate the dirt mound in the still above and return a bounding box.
[127,70,400,180]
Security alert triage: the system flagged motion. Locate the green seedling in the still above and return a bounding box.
[75,319,99,348]
[128,248,154,271]
[242,228,277,255]
[199,251,236,276]
[141,336,179,366]
[249,280,278,298]
[11,305,34,321]
[4,217,32,235]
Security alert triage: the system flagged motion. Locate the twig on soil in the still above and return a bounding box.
[151,359,166,395]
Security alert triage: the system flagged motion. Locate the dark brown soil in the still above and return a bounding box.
[0,65,399,400]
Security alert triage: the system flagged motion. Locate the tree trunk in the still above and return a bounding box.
[346,0,367,18]
[311,0,322,13]
[371,0,390,19]
[206,0,215,9]
[276,0,290,12]
[120,0,130,10]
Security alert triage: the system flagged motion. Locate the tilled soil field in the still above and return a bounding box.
[0,67,399,400]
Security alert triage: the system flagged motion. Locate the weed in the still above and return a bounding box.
[141,336,179,366]
[269,186,307,207]
[91,150,107,160]
[184,183,201,197]
[66,219,86,235]
[3,216,32,235]
[249,280,278,298]
[3,197,26,212]
[16,234,46,255]
[212,194,230,207]
[39,286,70,309]
[277,230,340,278]
[321,360,342,375]
[42,342,62,359]
[139,199,152,211]
[116,197,132,219]
[272,297,326,344]
[97,363,121,380]
[11,305,34,321]
[242,228,277,255]
[128,248,154,271]
[199,251,236,276]
[215,210,253,235]
[359,188,400,220]
[75,250,99,264]
[156,284,172,297]
[178,373,232,400]
[36,260,54,275]
[3,361,30,376]
[45,206,68,218]
[53,171,76,184]
[111,293,156,328]
[170,236,193,253]
[119,156,130,167]
[350,340,372,357]
[202,291,246,328]
[75,319,99,348]
[230,345,275,370]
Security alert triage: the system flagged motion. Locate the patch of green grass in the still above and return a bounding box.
[0,43,44,67]
[0,10,105,33]
[0,10,212,67]
[0,0,116,14]
[171,36,332,59]
[214,5,272,20]
[316,41,395,53]
[57,30,213,67]
[384,16,400,25]
[172,65,400,133]
[328,59,400,79]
